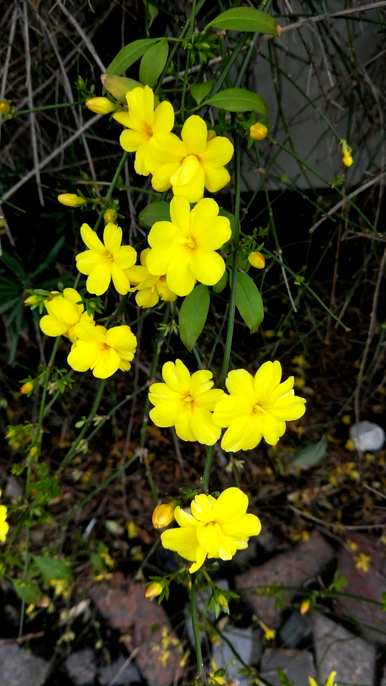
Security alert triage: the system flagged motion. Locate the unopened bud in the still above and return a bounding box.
[24,294,39,307]
[85,97,116,115]
[101,74,141,102]
[144,581,163,600]
[250,122,268,141]
[20,381,34,396]
[299,599,311,615]
[341,140,353,168]
[104,208,118,224]
[0,99,11,115]
[248,251,265,269]
[152,503,175,529]
[57,193,86,208]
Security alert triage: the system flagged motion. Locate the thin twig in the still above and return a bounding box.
[279,1,386,34]
[55,0,106,73]
[0,114,100,205]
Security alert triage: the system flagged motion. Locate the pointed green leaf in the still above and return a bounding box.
[290,438,327,469]
[191,81,213,105]
[33,555,71,583]
[179,285,210,351]
[204,87,267,115]
[235,271,264,331]
[107,38,160,75]
[139,201,170,228]
[206,7,278,36]
[139,39,169,87]
[14,579,42,604]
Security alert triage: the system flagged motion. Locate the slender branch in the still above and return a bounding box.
[279,1,386,35]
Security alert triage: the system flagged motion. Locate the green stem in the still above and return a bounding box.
[15,101,84,116]
[203,137,241,491]
[57,379,106,475]
[34,336,61,457]
[190,577,206,683]
[93,151,128,233]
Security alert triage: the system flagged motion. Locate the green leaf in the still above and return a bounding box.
[107,38,160,75]
[291,438,328,469]
[179,285,210,351]
[139,39,169,87]
[191,81,213,105]
[139,201,170,228]
[31,237,65,279]
[206,7,278,36]
[204,87,267,115]
[235,271,264,331]
[14,579,42,604]
[1,252,28,283]
[213,271,228,294]
[33,555,71,583]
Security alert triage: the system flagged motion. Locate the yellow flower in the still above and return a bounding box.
[85,97,116,115]
[250,122,268,141]
[145,197,231,297]
[145,581,164,600]
[20,381,34,395]
[355,552,371,573]
[0,504,9,543]
[308,672,337,686]
[149,115,234,201]
[248,251,265,269]
[113,85,175,175]
[152,503,175,529]
[126,521,138,538]
[0,99,11,115]
[57,193,86,207]
[300,599,311,615]
[128,249,177,308]
[76,223,137,296]
[161,487,261,573]
[68,321,137,379]
[258,620,276,640]
[148,359,224,445]
[39,288,92,341]
[213,361,306,452]
[341,140,353,168]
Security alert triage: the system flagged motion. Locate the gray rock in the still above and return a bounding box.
[65,649,96,685]
[312,612,375,685]
[349,421,385,451]
[99,655,140,685]
[0,641,49,686]
[236,531,334,628]
[260,649,315,686]
[212,626,261,686]
[279,612,311,648]
[335,534,386,643]
[258,525,281,554]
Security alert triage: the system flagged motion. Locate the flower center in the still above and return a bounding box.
[184,235,197,250]
[102,249,114,263]
[182,393,195,407]
[252,402,266,415]
[142,122,153,139]
[98,342,110,352]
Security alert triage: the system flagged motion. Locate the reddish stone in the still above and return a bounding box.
[91,576,183,686]
[335,533,386,643]
[235,531,334,628]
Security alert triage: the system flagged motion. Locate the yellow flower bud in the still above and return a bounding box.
[299,599,311,615]
[248,251,265,269]
[0,99,11,115]
[126,521,138,539]
[85,97,116,115]
[250,122,268,141]
[103,208,117,224]
[144,581,163,600]
[340,139,353,168]
[101,74,141,102]
[152,503,175,529]
[57,193,86,208]
[24,294,39,307]
[20,381,34,396]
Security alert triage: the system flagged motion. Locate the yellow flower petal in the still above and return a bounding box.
[40,314,67,337]
[201,136,234,166]
[68,341,98,372]
[214,487,249,521]
[80,223,104,252]
[166,260,195,296]
[120,129,148,152]
[111,264,131,294]
[86,264,111,295]
[190,407,221,445]
[181,115,207,153]
[169,196,190,232]
[92,347,121,379]
[189,250,225,286]
[153,100,174,133]
[161,525,200,562]
[103,223,122,252]
[203,165,231,193]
